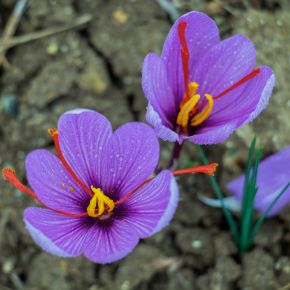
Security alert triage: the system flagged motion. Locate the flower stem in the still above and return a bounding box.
[167,142,183,169]
[197,145,239,245]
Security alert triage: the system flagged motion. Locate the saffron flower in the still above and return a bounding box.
[142,11,275,144]
[2,109,217,263]
[227,146,290,216]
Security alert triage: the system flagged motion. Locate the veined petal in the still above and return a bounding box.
[188,118,242,145]
[142,53,177,125]
[121,170,179,238]
[245,67,275,123]
[208,66,274,122]
[189,66,274,145]
[192,34,256,111]
[227,146,290,216]
[58,110,112,188]
[161,11,220,102]
[100,122,160,197]
[153,173,179,234]
[146,104,180,143]
[83,219,140,264]
[25,150,88,213]
[24,208,90,256]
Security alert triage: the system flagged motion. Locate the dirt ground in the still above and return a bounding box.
[0,0,290,289]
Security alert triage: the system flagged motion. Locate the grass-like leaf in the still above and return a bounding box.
[248,182,290,245]
[197,145,239,245]
[240,141,263,252]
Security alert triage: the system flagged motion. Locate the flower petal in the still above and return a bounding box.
[189,66,274,145]
[121,170,179,238]
[146,104,180,142]
[161,11,220,102]
[245,68,275,123]
[101,122,160,196]
[58,110,112,188]
[24,207,90,256]
[26,150,88,213]
[227,146,290,216]
[83,219,140,264]
[208,66,274,123]
[189,119,242,144]
[142,53,177,126]
[192,34,256,105]
[153,173,179,234]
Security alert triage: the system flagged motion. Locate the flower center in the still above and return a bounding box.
[87,186,115,218]
[176,21,260,130]
[176,81,214,128]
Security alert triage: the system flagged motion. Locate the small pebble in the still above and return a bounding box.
[112,9,128,24]
[191,240,203,249]
[46,42,59,55]
[1,93,19,116]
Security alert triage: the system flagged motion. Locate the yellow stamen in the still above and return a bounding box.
[177,94,200,128]
[87,186,115,218]
[191,94,214,126]
[188,82,199,97]
[180,82,199,106]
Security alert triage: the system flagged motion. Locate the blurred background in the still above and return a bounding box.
[0,0,290,289]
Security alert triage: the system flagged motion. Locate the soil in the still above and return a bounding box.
[0,0,290,290]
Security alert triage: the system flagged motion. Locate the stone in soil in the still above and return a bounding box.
[240,248,279,290]
[176,228,214,269]
[25,253,95,290]
[88,0,170,77]
[113,244,169,290]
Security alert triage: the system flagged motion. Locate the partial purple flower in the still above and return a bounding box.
[2,109,217,264]
[142,11,275,144]
[227,146,290,216]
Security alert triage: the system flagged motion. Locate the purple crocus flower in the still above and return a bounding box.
[142,11,275,144]
[227,146,290,216]
[2,109,217,263]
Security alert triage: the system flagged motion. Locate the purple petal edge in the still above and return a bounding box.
[153,174,179,234]
[245,72,275,123]
[24,211,73,257]
[146,104,179,142]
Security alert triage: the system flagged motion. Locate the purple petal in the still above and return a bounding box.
[227,146,290,216]
[83,219,140,264]
[142,53,177,126]
[161,11,220,102]
[121,170,179,238]
[208,66,274,123]
[24,208,89,256]
[189,119,242,144]
[58,109,112,188]
[245,68,275,123]
[189,66,274,145]
[192,34,256,104]
[146,104,179,142]
[25,150,88,213]
[153,173,179,234]
[100,122,160,197]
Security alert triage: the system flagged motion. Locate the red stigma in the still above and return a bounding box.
[192,68,261,114]
[178,21,190,101]
[2,168,87,218]
[115,163,218,205]
[214,68,261,100]
[115,177,154,205]
[2,168,39,200]
[48,129,92,197]
[172,163,218,176]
